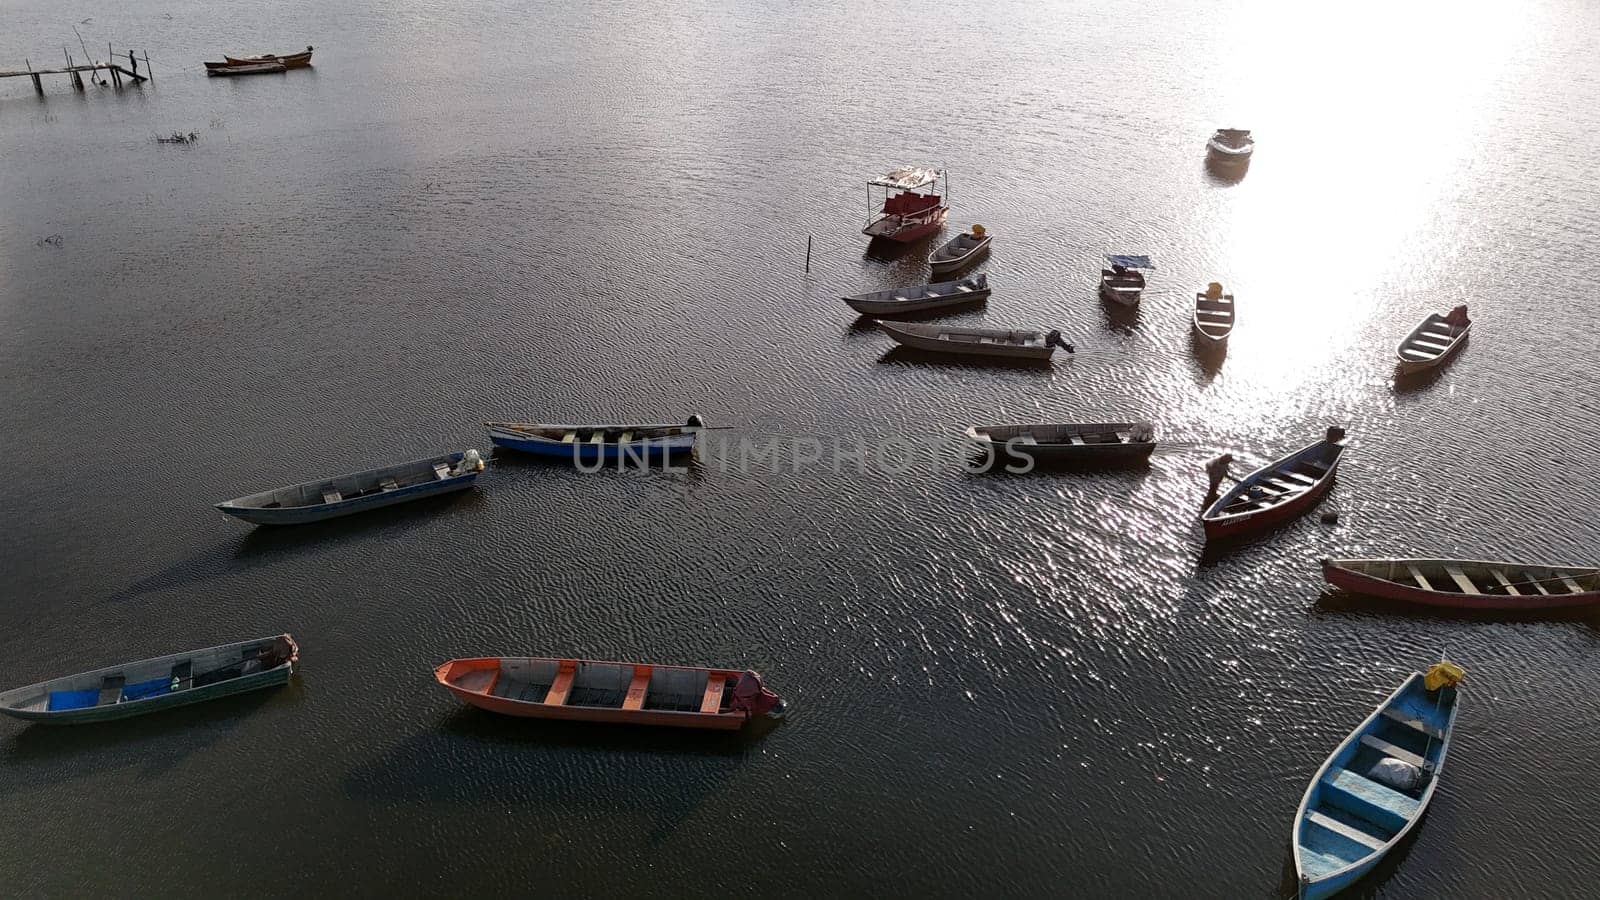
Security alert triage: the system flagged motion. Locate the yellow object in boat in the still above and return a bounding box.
[1424,661,1465,690]
[1205,281,1224,299]
[971,224,986,238]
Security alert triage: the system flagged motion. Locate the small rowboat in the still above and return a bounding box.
[224,47,314,69]
[929,227,991,276]
[205,62,286,77]
[1396,305,1470,374]
[434,656,785,730]
[843,274,991,316]
[486,417,705,463]
[1294,664,1463,900]
[1202,427,1347,540]
[0,635,298,724]
[1322,558,1600,611]
[1099,254,1153,307]
[964,422,1156,465]
[1193,283,1235,344]
[880,321,1072,361]
[215,450,485,525]
[1206,128,1254,165]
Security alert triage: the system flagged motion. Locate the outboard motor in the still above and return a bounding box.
[731,670,784,718]
[1045,330,1075,353]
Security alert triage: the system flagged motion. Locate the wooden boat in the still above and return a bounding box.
[1201,427,1347,540]
[224,47,314,69]
[215,450,485,525]
[1099,254,1152,307]
[1293,664,1464,900]
[843,274,991,316]
[1206,128,1254,165]
[880,321,1072,361]
[485,417,705,463]
[1193,282,1236,345]
[205,62,286,77]
[862,167,950,243]
[965,422,1156,465]
[1396,305,1470,374]
[434,656,785,730]
[1322,558,1600,611]
[0,635,297,724]
[929,227,991,276]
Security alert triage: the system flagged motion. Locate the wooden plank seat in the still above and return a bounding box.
[379,478,400,491]
[1359,733,1427,768]
[543,662,576,706]
[171,660,193,691]
[432,463,451,480]
[1280,470,1318,486]
[1305,809,1387,851]
[1443,566,1480,594]
[621,667,651,711]
[699,676,727,714]
[98,674,125,706]
[322,489,343,504]
[1406,565,1436,591]
[1322,769,1421,832]
[1488,568,1521,595]
[1558,575,1586,594]
[1379,707,1445,740]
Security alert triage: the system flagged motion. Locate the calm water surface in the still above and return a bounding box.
[3,0,1600,896]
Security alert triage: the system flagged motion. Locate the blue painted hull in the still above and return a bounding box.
[218,474,478,525]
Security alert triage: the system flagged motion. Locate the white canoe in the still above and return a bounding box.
[1193,286,1236,344]
[930,231,991,276]
[881,321,1071,361]
[1396,307,1470,374]
[843,274,991,316]
[1100,268,1146,307]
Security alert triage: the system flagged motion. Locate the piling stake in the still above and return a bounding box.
[805,235,813,272]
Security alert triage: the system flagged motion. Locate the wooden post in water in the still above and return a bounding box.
[805,235,812,272]
[27,58,42,96]
[143,51,153,84]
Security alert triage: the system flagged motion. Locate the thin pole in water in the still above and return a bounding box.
[805,235,812,272]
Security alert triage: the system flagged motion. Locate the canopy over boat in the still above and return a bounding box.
[870,166,943,190]
[1105,254,1154,270]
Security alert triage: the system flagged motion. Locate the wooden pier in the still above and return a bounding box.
[1,49,151,96]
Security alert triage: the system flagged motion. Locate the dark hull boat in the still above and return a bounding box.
[215,450,485,525]
[1322,558,1600,611]
[486,418,704,463]
[1202,428,1346,540]
[964,422,1156,465]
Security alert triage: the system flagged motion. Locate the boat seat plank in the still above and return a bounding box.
[1406,565,1435,592]
[1359,733,1427,768]
[1443,566,1480,594]
[699,676,727,714]
[1558,576,1586,594]
[1281,471,1317,486]
[1379,707,1445,740]
[322,489,343,504]
[379,478,400,491]
[172,660,193,691]
[621,668,651,711]
[1068,434,1084,445]
[561,432,576,444]
[1410,338,1451,352]
[432,463,451,480]
[1322,769,1421,830]
[1521,574,1551,595]
[1488,568,1521,596]
[1400,349,1436,360]
[544,663,577,706]
[1305,809,1388,852]
[98,675,126,706]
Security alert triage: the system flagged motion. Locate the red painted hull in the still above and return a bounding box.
[1322,562,1600,611]
[443,684,749,729]
[864,208,948,243]
[1204,470,1335,540]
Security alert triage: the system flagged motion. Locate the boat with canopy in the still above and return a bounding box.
[1100,254,1154,307]
[862,166,950,243]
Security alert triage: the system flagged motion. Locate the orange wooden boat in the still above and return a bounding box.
[434,656,785,730]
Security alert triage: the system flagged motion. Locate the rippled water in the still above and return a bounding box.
[4,0,1600,895]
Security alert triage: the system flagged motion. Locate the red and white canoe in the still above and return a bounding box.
[1322,558,1600,610]
[433,656,784,730]
[1202,428,1347,540]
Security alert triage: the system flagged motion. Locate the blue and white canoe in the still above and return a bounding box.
[485,416,706,463]
[1294,663,1464,900]
[215,450,485,525]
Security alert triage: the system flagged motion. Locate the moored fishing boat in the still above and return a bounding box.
[1293,663,1464,900]
[843,274,991,316]
[1099,254,1153,307]
[1321,558,1600,611]
[434,656,785,730]
[0,635,298,724]
[215,450,485,525]
[223,46,314,68]
[1201,427,1346,540]
[929,227,991,276]
[964,422,1156,465]
[1206,128,1254,166]
[862,166,950,243]
[1396,305,1470,375]
[1193,282,1235,345]
[205,61,286,77]
[485,417,706,463]
[880,321,1073,361]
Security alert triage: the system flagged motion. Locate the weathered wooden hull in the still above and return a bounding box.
[1322,558,1600,610]
[929,235,991,276]
[842,275,991,316]
[206,62,286,77]
[1294,672,1458,900]
[1202,437,1345,540]
[216,452,482,525]
[880,322,1055,361]
[966,423,1156,465]
[225,51,312,68]
[1396,315,1470,375]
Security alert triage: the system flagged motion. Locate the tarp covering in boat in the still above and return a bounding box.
[121,677,172,701]
[47,690,99,711]
[870,167,942,190]
[1424,661,1465,691]
[1105,254,1154,269]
